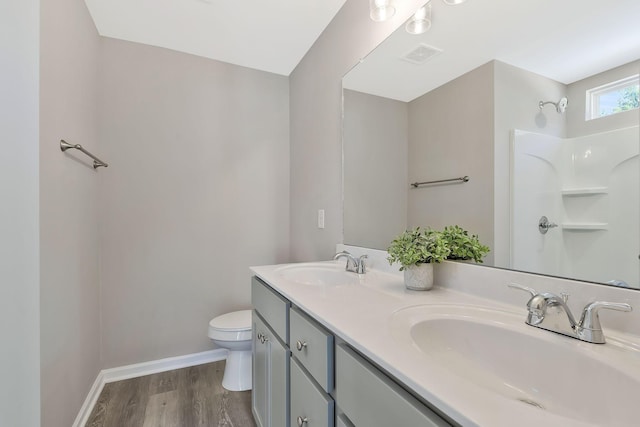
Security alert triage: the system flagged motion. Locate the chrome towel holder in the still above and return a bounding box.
[60,140,108,169]
[411,175,469,188]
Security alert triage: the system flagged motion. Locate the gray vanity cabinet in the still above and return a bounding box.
[335,343,451,427]
[252,275,451,427]
[252,277,291,427]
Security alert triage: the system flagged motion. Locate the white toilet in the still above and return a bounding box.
[208,309,253,391]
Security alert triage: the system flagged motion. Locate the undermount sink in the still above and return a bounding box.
[274,262,359,286]
[390,304,640,426]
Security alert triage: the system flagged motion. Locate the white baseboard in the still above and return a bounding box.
[72,349,228,427]
[72,371,106,427]
[102,348,228,383]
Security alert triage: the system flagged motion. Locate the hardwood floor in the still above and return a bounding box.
[86,361,256,427]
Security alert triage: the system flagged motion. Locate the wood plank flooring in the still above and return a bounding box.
[86,361,256,427]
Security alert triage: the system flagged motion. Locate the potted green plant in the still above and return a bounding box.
[441,225,490,263]
[387,227,449,290]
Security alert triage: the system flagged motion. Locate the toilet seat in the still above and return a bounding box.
[208,309,252,341]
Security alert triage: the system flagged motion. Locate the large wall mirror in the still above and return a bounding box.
[342,0,640,288]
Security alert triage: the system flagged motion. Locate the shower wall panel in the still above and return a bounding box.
[512,126,639,287]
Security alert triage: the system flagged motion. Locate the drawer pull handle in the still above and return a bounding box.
[297,416,308,426]
[296,340,307,351]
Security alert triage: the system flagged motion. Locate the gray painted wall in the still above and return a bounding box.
[341,60,573,262]
[98,38,290,368]
[567,60,640,137]
[493,61,567,267]
[343,89,408,250]
[407,62,495,263]
[39,0,102,425]
[289,0,425,261]
[0,0,41,426]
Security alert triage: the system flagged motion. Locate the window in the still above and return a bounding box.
[586,74,639,120]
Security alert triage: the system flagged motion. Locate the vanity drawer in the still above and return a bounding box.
[252,277,290,344]
[290,306,334,392]
[335,344,450,427]
[290,357,334,427]
[336,414,354,427]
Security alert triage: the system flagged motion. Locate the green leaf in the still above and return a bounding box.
[387,227,450,268]
[440,225,490,263]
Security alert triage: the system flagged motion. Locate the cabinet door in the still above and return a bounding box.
[253,311,290,427]
[252,313,269,427]
[270,327,289,427]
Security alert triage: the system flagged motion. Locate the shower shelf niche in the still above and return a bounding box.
[561,187,608,196]
[561,223,608,231]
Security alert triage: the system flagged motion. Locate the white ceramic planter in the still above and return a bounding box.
[403,263,434,290]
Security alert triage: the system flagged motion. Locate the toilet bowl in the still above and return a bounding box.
[208,309,252,391]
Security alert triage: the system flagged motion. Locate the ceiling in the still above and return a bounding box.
[84,0,347,76]
[343,0,640,102]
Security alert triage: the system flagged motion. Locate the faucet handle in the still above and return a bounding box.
[580,301,632,330]
[508,283,538,298]
[578,301,632,343]
[356,254,368,274]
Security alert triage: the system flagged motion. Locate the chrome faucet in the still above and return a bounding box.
[509,283,632,344]
[333,251,368,274]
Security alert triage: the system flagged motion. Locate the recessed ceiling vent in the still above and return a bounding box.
[401,44,443,65]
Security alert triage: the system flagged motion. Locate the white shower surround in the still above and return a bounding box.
[511,126,639,287]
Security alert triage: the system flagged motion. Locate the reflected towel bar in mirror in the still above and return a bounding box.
[411,175,469,188]
[60,140,108,169]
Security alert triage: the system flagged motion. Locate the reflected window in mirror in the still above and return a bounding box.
[586,74,639,120]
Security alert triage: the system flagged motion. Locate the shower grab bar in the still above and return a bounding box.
[411,175,469,188]
[60,140,108,169]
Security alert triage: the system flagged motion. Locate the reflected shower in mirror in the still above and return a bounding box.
[342,0,640,288]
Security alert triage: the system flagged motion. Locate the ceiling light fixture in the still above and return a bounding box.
[370,0,396,22]
[442,0,467,4]
[405,4,432,35]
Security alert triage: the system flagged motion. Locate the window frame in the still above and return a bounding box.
[585,74,639,121]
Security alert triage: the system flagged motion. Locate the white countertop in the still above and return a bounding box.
[251,260,640,427]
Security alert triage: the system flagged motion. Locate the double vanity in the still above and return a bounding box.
[250,247,640,427]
